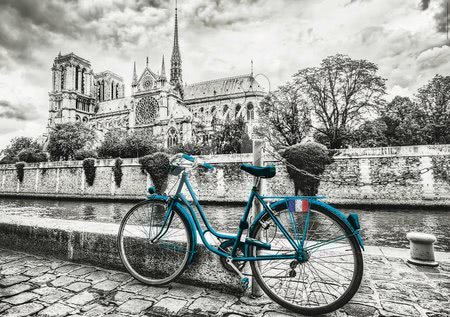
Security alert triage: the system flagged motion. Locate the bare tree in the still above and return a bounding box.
[295,54,386,149]
[256,81,311,149]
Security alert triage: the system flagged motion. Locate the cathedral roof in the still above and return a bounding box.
[184,74,264,101]
[96,97,131,114]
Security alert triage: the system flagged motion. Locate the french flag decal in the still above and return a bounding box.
[288,200,310,212]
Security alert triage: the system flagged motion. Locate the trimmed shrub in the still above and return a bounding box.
[113,158,123,187]
[83,158,96,186]
[74,149,98,160]
[139,152,171,194]
[15,162,25,183]
[17,149,48,163]
[280,142,333,196]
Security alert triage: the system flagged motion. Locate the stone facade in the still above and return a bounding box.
[46,6,265,148]
[1,145,449,205]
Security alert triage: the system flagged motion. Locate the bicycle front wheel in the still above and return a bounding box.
[249,202,363,315]
[118,199,192,285]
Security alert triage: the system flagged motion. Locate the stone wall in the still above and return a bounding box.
[1,145,450,205]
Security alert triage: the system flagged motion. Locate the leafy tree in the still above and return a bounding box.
[0,137,42,164]
[212,118,252,154]
[295,54,386,149]
[74,149,98,160]
[280,142,333,195]
[168,141,203,155]
[17,148,48,163]
[415,74,450,144]
[47,123,96,161]
[97,130,158,158]
[380,96,427,146]
[256,81,311,149]
[350,119,388,148]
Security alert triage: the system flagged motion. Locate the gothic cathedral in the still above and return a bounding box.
[47,6,265,148]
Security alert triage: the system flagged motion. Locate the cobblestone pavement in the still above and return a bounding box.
[0,249,449,317]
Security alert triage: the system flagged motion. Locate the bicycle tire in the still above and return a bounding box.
[249,201,363,315]
[118,199,192,285]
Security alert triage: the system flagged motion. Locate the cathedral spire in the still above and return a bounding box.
[132,61,137,87]
[160,55,166,80]
[170,0,182,88]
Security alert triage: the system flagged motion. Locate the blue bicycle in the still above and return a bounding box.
[118,153,364,315]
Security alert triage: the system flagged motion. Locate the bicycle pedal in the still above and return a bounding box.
[245,237,271,250]
[241,277,249,290]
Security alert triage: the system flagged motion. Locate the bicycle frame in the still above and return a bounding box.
[159,170,310,262]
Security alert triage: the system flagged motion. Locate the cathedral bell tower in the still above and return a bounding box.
[170,3,183,98]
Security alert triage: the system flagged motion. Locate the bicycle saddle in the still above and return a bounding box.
[240,164,276,178]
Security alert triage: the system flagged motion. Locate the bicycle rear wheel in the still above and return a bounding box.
[249,202,363,315]
[118,199,192,285]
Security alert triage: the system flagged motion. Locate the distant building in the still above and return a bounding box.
[47,5,265,148]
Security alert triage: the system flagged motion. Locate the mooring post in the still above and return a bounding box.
[252,139,264,296]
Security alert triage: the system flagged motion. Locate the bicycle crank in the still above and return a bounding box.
[226,257,249,290]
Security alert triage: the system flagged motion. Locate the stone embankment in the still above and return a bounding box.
[0,248,449,317]
[0,145,449,206]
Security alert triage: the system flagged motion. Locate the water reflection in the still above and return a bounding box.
[0,197,448,252]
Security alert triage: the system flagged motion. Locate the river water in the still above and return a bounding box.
[0,197,448,252]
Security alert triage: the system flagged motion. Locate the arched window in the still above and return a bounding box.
[116,83,120,99]
[82,117,88,123]
[97,82,101,101]
[223,105,228,114]
[111,81,115,100]
[60,66,65,90]
[75,66,80,91]
[167,128,178,148]
[101,80,105,101]
[246,103,254,121]
[235,104,241,118]
[81,69,86,94]
[75,115,81,122]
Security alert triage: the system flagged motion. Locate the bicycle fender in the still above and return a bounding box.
[249,199,364,251]
[146,195,198,263]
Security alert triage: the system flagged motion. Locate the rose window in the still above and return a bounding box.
[135,96,158,125]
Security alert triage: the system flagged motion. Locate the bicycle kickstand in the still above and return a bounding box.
[226,257,249,290]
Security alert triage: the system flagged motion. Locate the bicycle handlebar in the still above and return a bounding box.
[175,153,214,171]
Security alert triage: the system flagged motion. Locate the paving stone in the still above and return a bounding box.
[49,261,65,270]
[83,304,113,316]
[68,267,97,277]
[40,289,71,304]
[239,294,272,306]
[119,280,147,293]
[24,266,50,277]
[3,302,44,316]
[1,265,27,275]
[92,280,120,292]
[85,270,110,283]
[167,283,204,298]
[66,291,98,306]
[117,298,153,314]
[189,296,225,314]
[112,291,133,303]
[0,275,30,287]
[109,272,131,282]
[381,301,420,316]
[50,276,76,287]
[153,297,189,315]
[64,282,91,293]
[38,303,74,317]
[2,292,39,305]
[0,283,33,298]
[229,302,263,315]
[0,302,10,313]
[54,264,82,275]
[343,303,379,317]
[262,312,294,317]
[139,285,168,299]
[29,274,57,284]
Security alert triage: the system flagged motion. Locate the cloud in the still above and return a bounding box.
[0,99,41,121]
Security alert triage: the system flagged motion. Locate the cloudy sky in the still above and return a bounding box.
[0,0,449,149]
